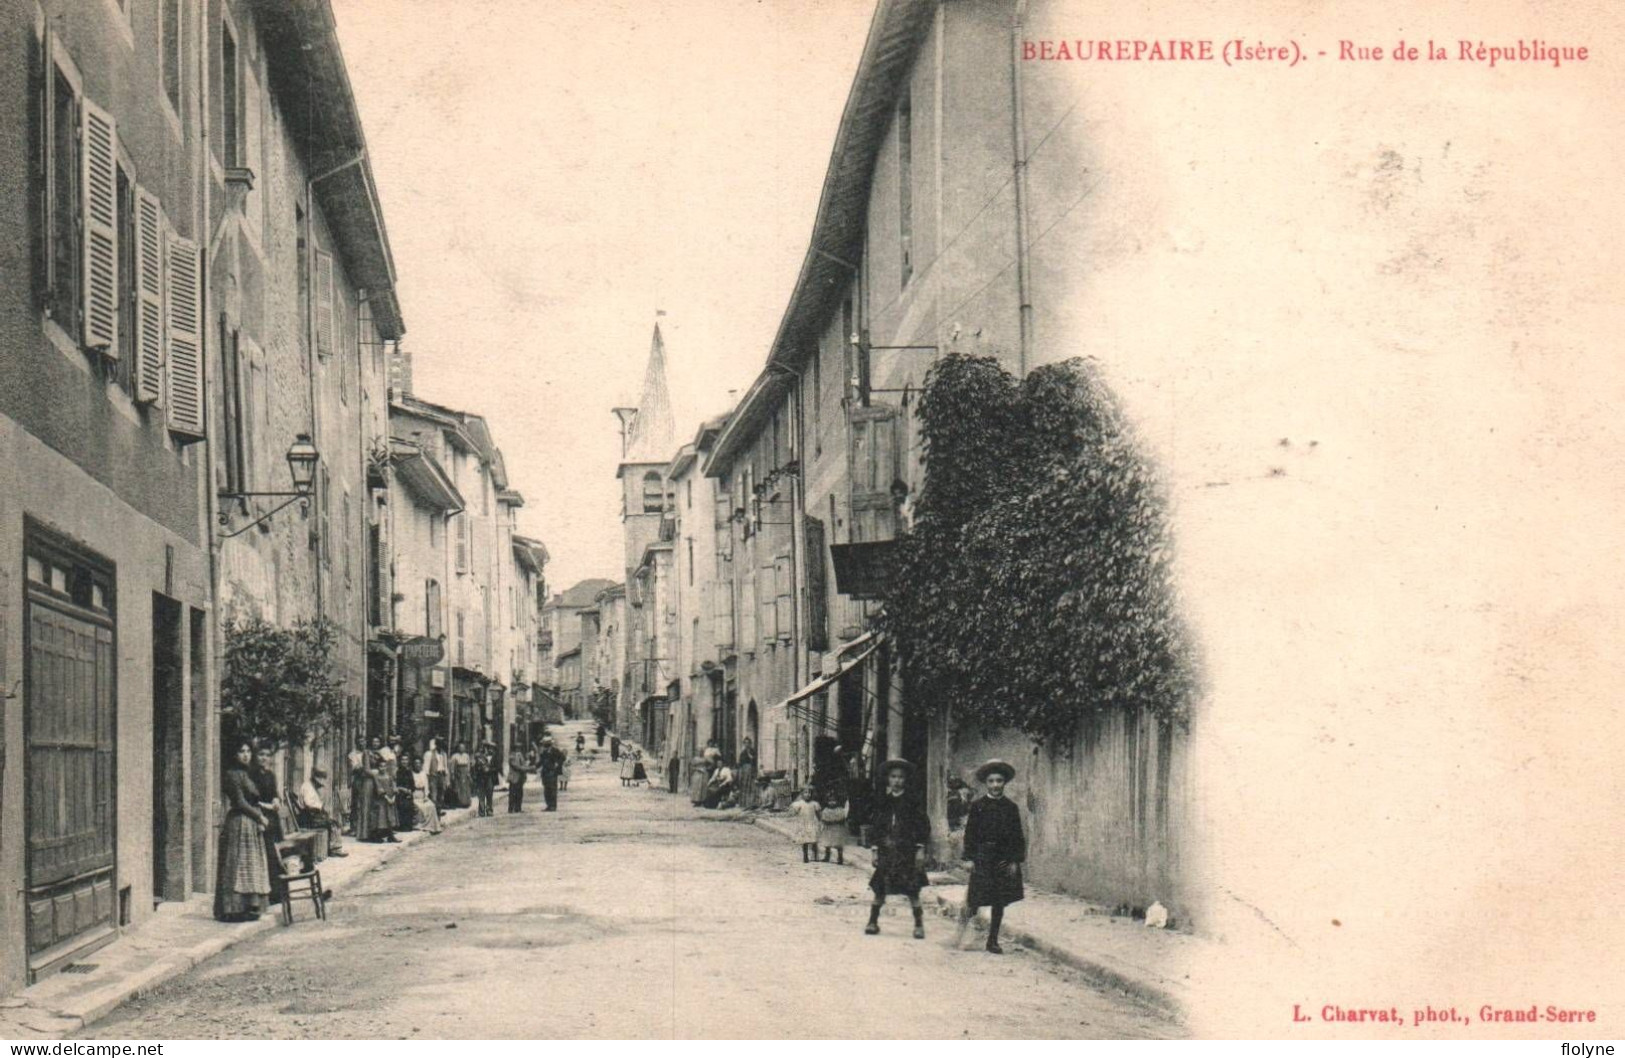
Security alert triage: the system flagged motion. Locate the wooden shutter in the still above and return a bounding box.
[455,515,468,573]
[315,249,333,357]
[132,187,164,402]
[848,406,898,542]
[165,229,204,438]
[713,579,734,651]
[774,555,793,642]
[741,568,757,648]
[759,556,777,642]
[804,517,829,652]
[79,97,118,353]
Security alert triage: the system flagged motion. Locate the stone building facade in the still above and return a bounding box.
[1,0,215,987]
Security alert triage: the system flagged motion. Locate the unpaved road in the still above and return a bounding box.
[88,721,1181,1039]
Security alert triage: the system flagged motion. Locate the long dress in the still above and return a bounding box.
[417,786,443,834]
[371,762,397,837]
[816,777,849,849]
[963,794,1026,909]
[395,760,417,830]
[249,764,286,899]
[351,761,380,840]
[216,767,272,919]
[449,752,474,807]
[790,798,823,844]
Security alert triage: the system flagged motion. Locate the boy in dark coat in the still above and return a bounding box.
[957,759,1027,953]
[865,759,932,939]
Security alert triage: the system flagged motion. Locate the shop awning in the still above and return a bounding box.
[779,634,883,726]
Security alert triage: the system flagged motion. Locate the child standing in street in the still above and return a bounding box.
[956,759,1026,954]
[790,785,822,863]
[865,759,932,939]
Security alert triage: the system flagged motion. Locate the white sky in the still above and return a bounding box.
[329,0,874,590]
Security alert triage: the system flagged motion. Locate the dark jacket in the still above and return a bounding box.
[249,765,283,840]
[964,794,1026,909]
[870,792,931,850]
[963,795,1026,864]
[867,792,932,897]
[535,745,566,780]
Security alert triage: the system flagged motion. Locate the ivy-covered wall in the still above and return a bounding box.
[886,353,1199,914]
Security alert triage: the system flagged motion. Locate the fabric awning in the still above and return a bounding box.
[780,635,883,726]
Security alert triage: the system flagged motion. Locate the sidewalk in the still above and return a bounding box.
[747,807,1201,1018]
[0,805,477,1040]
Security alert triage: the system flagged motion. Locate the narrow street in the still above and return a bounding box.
[86,723,1179,1040]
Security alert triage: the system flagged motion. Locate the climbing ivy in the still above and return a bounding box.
[883,354,1198,744]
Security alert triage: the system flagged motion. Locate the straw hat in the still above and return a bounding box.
[974,759,1016,782]
[881,757,915,776]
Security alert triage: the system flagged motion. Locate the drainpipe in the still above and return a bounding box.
[301,150,365,763]
[301,149,366,633]
[196,0,219,895]
[1009,0,1034,378]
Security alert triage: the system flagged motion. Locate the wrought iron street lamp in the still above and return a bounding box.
[218,432,322,538]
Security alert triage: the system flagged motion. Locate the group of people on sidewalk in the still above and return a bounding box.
[215,738,357,922]
[687,736,757,808]
[348,735,449,836]
[791,755,1027,954]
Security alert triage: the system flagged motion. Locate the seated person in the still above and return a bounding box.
[704,763,735,809]
[295,768,349,857]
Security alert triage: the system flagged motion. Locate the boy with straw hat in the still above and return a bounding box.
[956,759,1027,953]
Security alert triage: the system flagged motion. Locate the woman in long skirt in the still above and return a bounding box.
[395,755,418,831]
[449,742,474,808]
[371,754,399,841]
[688,755,709,804]
[216,741,273,921]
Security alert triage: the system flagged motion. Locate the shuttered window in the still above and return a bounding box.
[848,406,898,542]
[164,228,204,439]
[455,515,469,574]
[804,517,829,652]
[368,525,383,627]
[41,37,81,332]
[425,579,442,639]
[319,467,331,568]
[773,555,793,642]
[342,490,353,583]
[80,100,118,354]
[220,322,247,493]
[132,187,165,403]
[758,556,777,642]
[712,580,734,651]
[315,249,334,358]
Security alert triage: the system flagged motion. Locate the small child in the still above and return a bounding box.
[790,786,822,863]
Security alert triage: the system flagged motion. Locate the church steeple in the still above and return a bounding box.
[625,321,676,462]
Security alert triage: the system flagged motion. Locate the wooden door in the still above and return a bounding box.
[24,536,117,977]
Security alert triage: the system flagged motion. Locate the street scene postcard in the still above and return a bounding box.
[0,0,1621,1046]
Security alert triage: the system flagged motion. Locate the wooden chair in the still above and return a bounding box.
[273,799,326,925]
